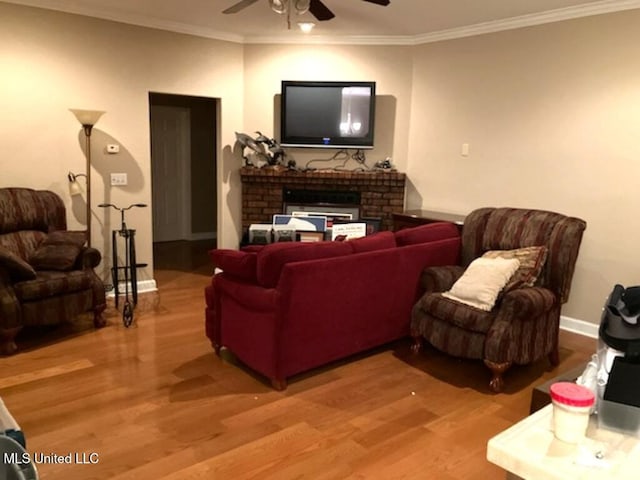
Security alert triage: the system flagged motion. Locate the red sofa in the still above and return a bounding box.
[204,222,461,389]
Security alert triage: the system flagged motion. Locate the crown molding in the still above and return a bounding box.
[411,0,640,45]
[243,34,415,46]
[1,0,245,43]
[4,0,640,46]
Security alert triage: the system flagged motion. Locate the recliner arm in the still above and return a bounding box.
[78,247,102,269]
[0,270,22,330]
[485,287,561,365]
[499,286,557,321]
[420,265,465,293]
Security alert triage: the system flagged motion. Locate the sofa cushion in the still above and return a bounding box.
[442,257,520,311]
[482,246,548,291]
[256,241,353,288]
[395,222,460,247]
[0,230,48,261]
[349,231,396,254]
[418,292,498,334]
[14,270,93,301]
[209,249,257,283]
[0,246,37,281]
[29,231,86,271]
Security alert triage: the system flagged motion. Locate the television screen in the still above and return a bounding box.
[280,81,376,149]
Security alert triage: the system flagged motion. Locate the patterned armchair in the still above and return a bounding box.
[411,207,586,392]
[0,188,106,354]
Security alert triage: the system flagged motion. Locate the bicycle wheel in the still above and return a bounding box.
[123,301,134,328]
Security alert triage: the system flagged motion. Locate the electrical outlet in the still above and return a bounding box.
[110,173,128,186]
[461,143,470,157]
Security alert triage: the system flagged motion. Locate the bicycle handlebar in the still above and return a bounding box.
[98,203,147,211]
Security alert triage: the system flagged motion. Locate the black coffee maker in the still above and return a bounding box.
[597,284,640,432]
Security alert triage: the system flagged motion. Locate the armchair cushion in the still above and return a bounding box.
[442,257,520,311]
[15,270,93,301]
[0,246,36,281]
[29,231,87,271]
[482,245,548,292]
[417,292,497,333]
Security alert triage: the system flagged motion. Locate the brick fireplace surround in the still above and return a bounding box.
[240,166,406,233]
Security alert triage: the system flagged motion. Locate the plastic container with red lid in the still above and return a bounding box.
[550,382,595,444]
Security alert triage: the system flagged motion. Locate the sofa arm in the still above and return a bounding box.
[420,265,465,293]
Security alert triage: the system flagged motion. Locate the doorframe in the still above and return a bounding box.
[148,92,219,260]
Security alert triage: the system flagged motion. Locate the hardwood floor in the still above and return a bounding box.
[1,244,594,479]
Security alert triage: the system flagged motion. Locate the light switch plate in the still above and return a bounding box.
[110,173,127,186]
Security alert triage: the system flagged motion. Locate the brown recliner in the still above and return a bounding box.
[411,207,586,392]
[0,188,106,354]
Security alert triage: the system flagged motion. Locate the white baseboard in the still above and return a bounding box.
[190,232,217,241]
[560,315,599,339]
[106,279,158,298]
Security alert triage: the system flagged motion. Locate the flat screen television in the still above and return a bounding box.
[280,80,376,149]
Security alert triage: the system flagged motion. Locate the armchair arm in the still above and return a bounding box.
[420,265,465,293]
[0,270,22,330]
[499,286,557,321]
[78,247,102,269]
[485,286,560,364]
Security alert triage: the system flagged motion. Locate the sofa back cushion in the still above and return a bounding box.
[0,231,48,261]
[0,188,66,234]
[395,222,460,247]
[209,249,258,283]
[348,231,396,254]
[256,241,352,288]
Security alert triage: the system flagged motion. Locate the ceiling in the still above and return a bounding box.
[3,0,639,44]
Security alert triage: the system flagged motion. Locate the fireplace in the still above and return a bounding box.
[240,167,406,232]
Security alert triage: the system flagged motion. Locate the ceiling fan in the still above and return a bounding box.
[223,0,390,24]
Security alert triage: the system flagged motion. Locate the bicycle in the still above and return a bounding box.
[98,202,147,327]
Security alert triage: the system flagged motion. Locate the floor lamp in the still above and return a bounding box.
[69,109,105,247]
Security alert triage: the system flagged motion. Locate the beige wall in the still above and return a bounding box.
[0,3,244,284]
[2,2,639,326]
[407,10,640,323]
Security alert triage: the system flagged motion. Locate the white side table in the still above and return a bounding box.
[487,404,640,480]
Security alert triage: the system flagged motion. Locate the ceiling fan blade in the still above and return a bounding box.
[223,0,260,14]
[362,0,390,5]
[309,0,335,21]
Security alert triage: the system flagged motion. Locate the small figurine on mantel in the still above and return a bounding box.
[234,131,294,169]
[374,157,396,171]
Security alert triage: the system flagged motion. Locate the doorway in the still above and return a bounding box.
[149,93,217,274]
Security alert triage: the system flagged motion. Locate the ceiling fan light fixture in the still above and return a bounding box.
[294,0,310,15]
[269,0,288,14]
[297,21,315,33]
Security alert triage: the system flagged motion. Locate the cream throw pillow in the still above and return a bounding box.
[442,257,520,311]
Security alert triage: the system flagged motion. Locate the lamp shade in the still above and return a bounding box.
[69,180,83,196]
[69,109,105,126]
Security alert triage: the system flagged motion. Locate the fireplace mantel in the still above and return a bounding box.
[240,166,406,232]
